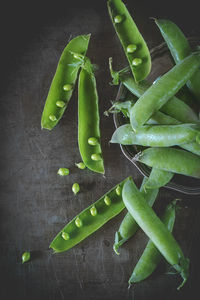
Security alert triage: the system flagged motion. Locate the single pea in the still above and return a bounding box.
[91,153,102,161]
[88,137,99,146]
[72,183,80,195]
[132,58,142,66]
[75,162,86,170]
[75,217,82,228]
[127,44,137,53]
[56,100,66,108]
[104,195,111,206]
[114,15,123,24]
[49,114,57,121]
[63,84,73,91]
[90,206,97,216]
[116,185,121,196]
[22,251,30,264]
[62,232,70,240]
[57,168,69,176]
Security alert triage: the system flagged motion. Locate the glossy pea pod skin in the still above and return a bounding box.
[110,123,200,147]
[129,199,177,285]
[50,177,131,253]
[129,52,200,130]
[155,19,200,101]
[78,59,104,174]
[41,34,91,130]
[144,168,174,189]
[135,147,200,179]
[107,0,151,82]
[113,177,159,255]
[122,179,189,289]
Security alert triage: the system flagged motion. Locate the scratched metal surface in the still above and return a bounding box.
[1,1,200,299]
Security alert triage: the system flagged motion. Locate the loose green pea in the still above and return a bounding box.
[116,185,121,196]
[91,153,102,161]
[75,217,82,228]
[104,195,111,206]
[62,232,70,240]
[49,114,57,121]
[75,162,86,169]
[114,15,123,24]
[88,137,99,146]
[57,168,69,176]
[56,100,66,108]
[127,44,137,53]
[63,84,73,91]
[90,206,97,216]
[22,251,30,264]
[72,183,80,195]
[132,58,142,66]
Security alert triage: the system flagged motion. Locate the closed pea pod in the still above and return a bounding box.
[107,0,151,82]
[78,58,104,174]
[41,34,91,130]
[144,168,174,189]
[122,179,189,289]
[50,177,131,253]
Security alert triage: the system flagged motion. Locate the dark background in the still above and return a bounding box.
[1,1,200,299]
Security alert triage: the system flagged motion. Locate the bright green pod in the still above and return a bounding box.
[41,34,91,130]
[144,168,174,189]
[50,177,131,253]
[107,0,151,82]
[78,58,104,174]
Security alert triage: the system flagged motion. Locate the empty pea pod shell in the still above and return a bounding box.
[50,177,131,253]
[41,34,91,130]
[107,0,151,82]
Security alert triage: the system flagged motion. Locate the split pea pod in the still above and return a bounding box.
[135,147,200,179]
[50,177,131,253]
[107,0,151,82]
[155,19,200,102]
[78,58,104,174]
[129,199,178,285]
[113,177,159,255]
[122,179,189,289]
[110,123,200,147]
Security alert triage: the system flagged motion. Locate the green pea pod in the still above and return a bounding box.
[144,168,174,189]
[113,177,158,255]
[50,177,131,253]
[107,0,151,82]
[135,147,200,179]
[78,58,104,174]
[122,178,189,290]
[41,34,91,130]
[155,19,200,102]
[129,199,178,285]
[110,123,200,147]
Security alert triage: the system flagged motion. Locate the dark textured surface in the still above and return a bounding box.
[1,1,200,299]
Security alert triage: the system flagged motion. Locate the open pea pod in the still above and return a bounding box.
[50,177,131,253]
[107,0,151,82]
[41,34,91,130]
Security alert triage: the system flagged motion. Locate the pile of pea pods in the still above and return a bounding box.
[39,0,200,291]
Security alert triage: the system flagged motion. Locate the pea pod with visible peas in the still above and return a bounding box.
[41,34,90,130]
[50,177,131,253]
[122,178,189,289]
[107,0,151,82]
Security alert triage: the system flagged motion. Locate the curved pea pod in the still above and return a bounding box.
[78,58,104,174]
[110,123,200,147]
[107,0,151,82]
[144,168,174,189]
[41,34,91,130]
[122,179,189,289]
[50,177,131,253]
[130,52,200,130]
[129,199,178,285]
[155,19,200,102]
[134,147,200,179]
[113,177,158,255]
